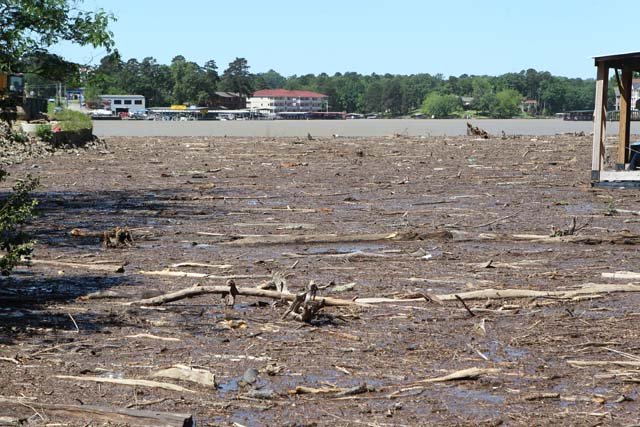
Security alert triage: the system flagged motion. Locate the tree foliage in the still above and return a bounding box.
[0,0,115,72]
[220,58,253,97]
[80,52,598,117]
[421,93,461,118]
[0,160,39,275]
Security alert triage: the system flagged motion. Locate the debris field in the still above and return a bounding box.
[1,132,640,426]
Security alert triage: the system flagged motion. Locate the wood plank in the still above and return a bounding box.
[592,63,608,174]
[0,397,193,427]
[617,67,633,167]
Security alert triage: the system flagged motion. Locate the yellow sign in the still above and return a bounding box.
[170,104,187,110]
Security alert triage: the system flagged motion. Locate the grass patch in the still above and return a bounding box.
[51,109,92,132]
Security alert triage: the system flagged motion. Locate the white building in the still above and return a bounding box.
[100,95,146,114]
[247,89,328,116]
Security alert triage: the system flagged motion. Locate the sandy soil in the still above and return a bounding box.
[1,133,640,426]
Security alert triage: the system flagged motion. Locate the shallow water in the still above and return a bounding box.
[93,118,640,138]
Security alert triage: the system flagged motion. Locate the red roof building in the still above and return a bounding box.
[248,89,328,116]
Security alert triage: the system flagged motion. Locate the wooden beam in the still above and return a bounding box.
[592,63,608,176]
[617,67,633,168]
[0,397,193,427]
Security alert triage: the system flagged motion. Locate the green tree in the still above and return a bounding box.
[491,89,522,118]
[0,142,39,275]
[169,56,216,105]
[1,0,113,276]
[472,77,496,113]
[220,57,253,97]
[363,80,384,113]
[0,0,115,72]
[382,78,403,116]
[421,93,461,118]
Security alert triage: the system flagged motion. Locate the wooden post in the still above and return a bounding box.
[592,62,608,180]
[617,67,633,169]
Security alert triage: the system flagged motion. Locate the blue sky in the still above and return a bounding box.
[51,0,638,79]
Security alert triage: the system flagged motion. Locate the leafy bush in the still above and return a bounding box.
[36,124,52,141]
[421,93,462,119]
[0,169,39,275]
[11,131,29,143]
[51,109,92,131]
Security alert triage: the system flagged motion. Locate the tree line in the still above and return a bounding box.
[26,52,603,118]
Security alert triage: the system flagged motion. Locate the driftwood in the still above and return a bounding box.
[567,360,640,368]
[25,258,124,273]
[388,367,499,399]
[602,271,640,280]
[127,281,640,308]
[0,397,193,427]
[126,281,363,307]
[152,364,216,387]
[463,230,640,245]
[355,283,640,304]
[417,367,500,383]
[101,227,134,248]
[139,270,271,280]
[54,375,196,393]
[290,383,374,396]
[281,282,326,322]
[222,229,453,246]
[170,262,233,269]
[466,122,490,139]
[125,333,181,342]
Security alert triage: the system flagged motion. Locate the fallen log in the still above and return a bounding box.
[567,360,640,368]
[127,281,640,308]
[24,259,125,273]
[417,367,500,383]
[125,283,364,307]
[221,229,453,246]
[0,397,193,427]
[602,271,640,280]
[54,375,196,393]
[454,230,640,245]
[434,283,640,301]
[170,262,233,269]
[139,270,271,280]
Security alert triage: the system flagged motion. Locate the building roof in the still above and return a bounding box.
[214,91,241,98]
[100,94,144,99]
[593,51,640,68]
[252,89,327,98]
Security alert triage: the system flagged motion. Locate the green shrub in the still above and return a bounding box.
[0,169,39,275]
[11,131,29,143]
[36,124,53,141]
[52,109,92,131]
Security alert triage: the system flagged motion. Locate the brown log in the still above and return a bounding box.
[452,230,640,245]
[26,259,124,273]
[0,397,193,427]
[222,229,453,246]
[125,284,365,307]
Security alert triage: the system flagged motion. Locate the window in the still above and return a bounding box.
[134,100,143,105]
[113,100,122,104]
[124,100,132,105]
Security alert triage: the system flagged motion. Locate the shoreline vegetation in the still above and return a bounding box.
[28,52,604,120]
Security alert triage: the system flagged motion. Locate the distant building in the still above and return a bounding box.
[248,89,328,116]
[521,99,538,114]
[461,96,474,110]
[207,92,246,110]
[614,79,640,111]
[100,95,146,114]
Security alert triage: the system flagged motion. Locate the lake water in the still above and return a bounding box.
[93,118,640,138]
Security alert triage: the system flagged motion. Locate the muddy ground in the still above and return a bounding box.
[1,133,640,426]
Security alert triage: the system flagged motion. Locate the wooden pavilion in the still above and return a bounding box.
[592,51,640,186]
